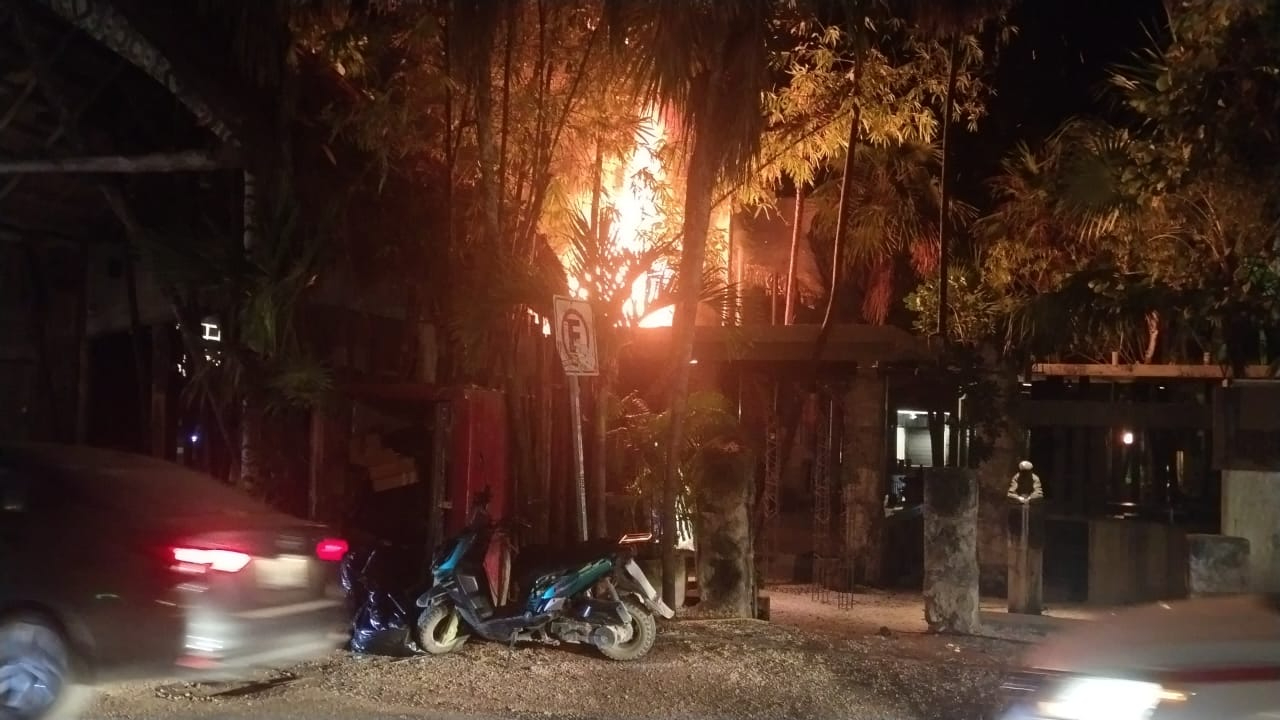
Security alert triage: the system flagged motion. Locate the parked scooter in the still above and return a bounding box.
[414,493,675,661]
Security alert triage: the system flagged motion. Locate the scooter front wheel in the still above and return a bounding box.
[416,604,470,655]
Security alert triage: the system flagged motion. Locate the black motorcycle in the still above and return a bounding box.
[414,498,674,661]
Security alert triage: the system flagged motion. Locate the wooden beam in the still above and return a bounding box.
[1031,362,1279,380]
[0,20,124,206]
[0,149,239,174]
[1011,399,1211,429]
[624,324,932,364]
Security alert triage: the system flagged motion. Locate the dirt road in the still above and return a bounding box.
[89,593,1029,720]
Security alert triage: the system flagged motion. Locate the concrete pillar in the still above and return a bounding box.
[1221,470,1280,592]
[924,467,980,634]
[841,369,887,586]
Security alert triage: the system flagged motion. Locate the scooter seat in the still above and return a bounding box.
[514,537,623,587]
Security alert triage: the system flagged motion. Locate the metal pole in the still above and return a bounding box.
[568,375,589,541]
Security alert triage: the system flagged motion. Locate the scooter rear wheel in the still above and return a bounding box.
[416,605,469,655]
[597,600,656,662]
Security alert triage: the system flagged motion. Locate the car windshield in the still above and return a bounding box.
[0,443,273,519]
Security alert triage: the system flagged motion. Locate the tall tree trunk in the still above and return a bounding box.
[150,324,171,458]
[473,22,500,251]
[783,183,805,325]
[589,137,608,535]
[843,370,887,586]
[238,170,264,489]
[936,33,960,340]
[239,402,266,491]
[975,364,1024,595]
[660,86,721,607]
[497,0,516,243]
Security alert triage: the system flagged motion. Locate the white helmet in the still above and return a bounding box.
[1018,461,1034,471]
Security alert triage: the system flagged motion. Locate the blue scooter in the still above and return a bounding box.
[414,494,675,661]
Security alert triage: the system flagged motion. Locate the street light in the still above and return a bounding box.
[1122,431,1134,446]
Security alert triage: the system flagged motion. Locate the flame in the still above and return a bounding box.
[557,106,729,330]
[562,107,675,327]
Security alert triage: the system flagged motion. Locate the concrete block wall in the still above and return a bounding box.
[1221,470,1280,593]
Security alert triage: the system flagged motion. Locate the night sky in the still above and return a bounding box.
[954,0,1168,209]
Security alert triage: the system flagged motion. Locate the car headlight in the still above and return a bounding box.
[1033,676,1188,720]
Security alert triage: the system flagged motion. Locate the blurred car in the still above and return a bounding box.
[0,443,349,719]
[1000,593,1280,720]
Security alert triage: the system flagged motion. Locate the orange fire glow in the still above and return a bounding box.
[561,107,675,328]
[555,107,732,330]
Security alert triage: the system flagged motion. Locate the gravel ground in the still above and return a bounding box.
[88,592,1042,720]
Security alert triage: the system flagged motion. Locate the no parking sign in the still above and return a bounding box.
[553,295,599,376]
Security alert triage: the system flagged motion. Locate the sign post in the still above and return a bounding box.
[553,295,599,542]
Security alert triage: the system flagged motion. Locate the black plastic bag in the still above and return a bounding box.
[341,547,423,656]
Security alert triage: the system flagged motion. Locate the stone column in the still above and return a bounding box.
[694,440,754,617]
[1186,534,1250,596]
[841,368,887,586]
[924,467,980,634]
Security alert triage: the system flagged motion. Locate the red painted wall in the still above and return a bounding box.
[446,387,510,535]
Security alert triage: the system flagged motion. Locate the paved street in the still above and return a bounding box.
[88,592,1037,720]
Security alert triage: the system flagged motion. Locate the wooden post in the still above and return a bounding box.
[308,398,352,523]
[74,242,90,444]
[428,402,451,553]
[1007,501,1044,614]
[535,335,553,544]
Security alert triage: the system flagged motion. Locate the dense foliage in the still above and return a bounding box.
[910,0,1280,370]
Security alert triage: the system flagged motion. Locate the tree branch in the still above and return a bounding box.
[35,0,246,146]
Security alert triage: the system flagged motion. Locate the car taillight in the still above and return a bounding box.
[172,547,252,574]
[315,537,348,562]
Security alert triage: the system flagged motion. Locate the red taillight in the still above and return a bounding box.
[315,537,348,562]
[172,547,252,574]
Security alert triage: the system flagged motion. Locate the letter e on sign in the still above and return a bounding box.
[553,295,599,376]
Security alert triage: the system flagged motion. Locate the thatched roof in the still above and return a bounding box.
[732,198,825,306]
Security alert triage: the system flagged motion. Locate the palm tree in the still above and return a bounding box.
[603,0,775,605]
[808,140,975,324]
[894,0,1012,340]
